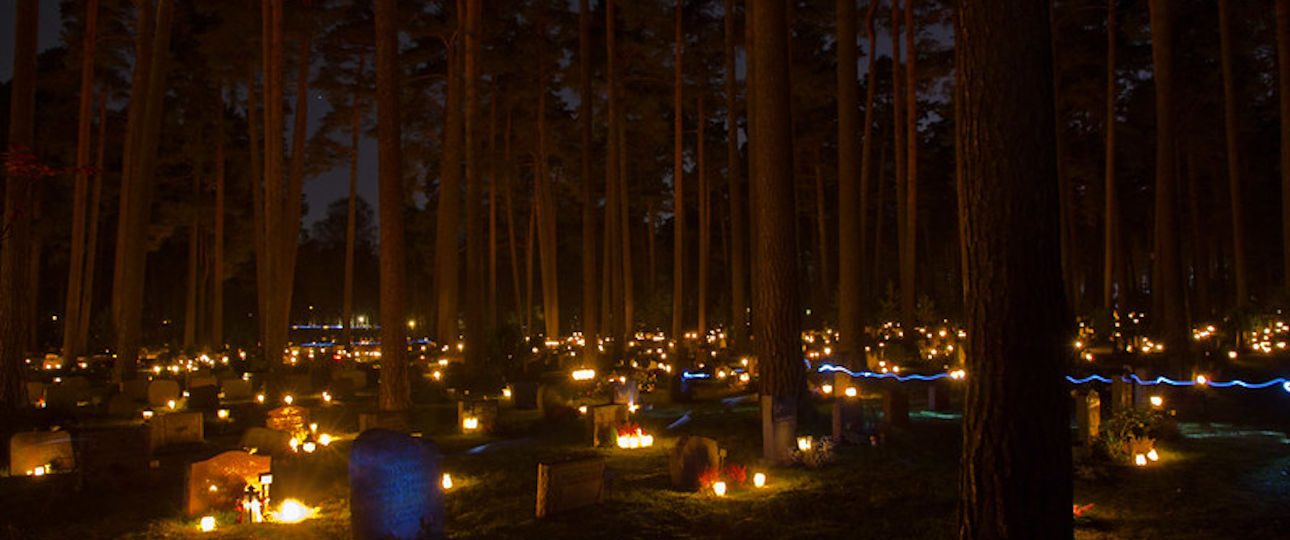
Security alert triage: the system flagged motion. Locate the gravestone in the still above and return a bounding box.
[511,381,538,409]
[333,369,367,390]
[832,393,869,444]
[927,381,952,411]
[285,374,313,395]
[611,380,639,405]
[588,404,627,447]
[122,379,150,401]
[149,411,205,451]
[669,435,720,491]
[349,429,443,540]
[187,385,221,411]
[147,379,181,408]
[187,375,218,390]
[536,457,606,518]
[44,384,88,411]
[185,450,272,516]
[1077,390,1102,446]
[537,384,573,419]
[881,387,910,427]
[107,393,138,417]
[25,381,46,407]
[1111,377,1133,413]
[359,411,409,433]
[760,395,798,465]
[62,376,91,391]
[10,431,75,475]
[75,426,150,480]
[266,405,310,434]
[220,378,253,401]
[240,427,293,455]
[329,377,356,401]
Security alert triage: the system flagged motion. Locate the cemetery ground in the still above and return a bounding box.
[3,382,1290,539]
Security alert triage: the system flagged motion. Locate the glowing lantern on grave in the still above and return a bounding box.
[753,472,767,488]
[1149,396,1163,408]
[271,499,314,524]
[1134,453,1147,467]
[712,481,728,497]
[571,369,596,381]
[844,387,858,398]
[1147,448,1159,462]
[217,409,230,421]
[616,423,654,449]
[821,384,833,395]
[441,473,454,490]
[462,416,480,432]
[797,436,813,452]
[199,516,216,532]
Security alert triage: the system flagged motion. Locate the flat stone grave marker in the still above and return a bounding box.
[25,381,45,407]
[832,393,881,444]
[147,379,181,408]
[75,426,151,481]
[927,381,953,411]
[266,405,310,434]
[1077,390,1101,446]
[240,427,293,455]
[220,378,253,401]
[349,429,443,540]
[187,375,218,390]
[587,404,627,447]
[1111,377,1133,413]
[10,431,75,475]
[187,385,220,411]
[881,386,910,427]
[43,384,88,411]
[149,411,205,451]
[669,435,719,491]
[185,450,272,516]
[536,456,606,518]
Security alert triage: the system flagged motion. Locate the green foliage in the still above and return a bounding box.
[1098,408,1165,463]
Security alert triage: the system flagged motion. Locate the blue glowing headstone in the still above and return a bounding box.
[349,429,444,540]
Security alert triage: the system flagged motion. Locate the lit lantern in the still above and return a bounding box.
[462,416,480,432]
[217,409,230,421]
[797,436,813,452]
[318,433,333,446]
[1134,453,1147,467]
[712,481,728,497]
[1149,396,1163,408]
[256,393,266,404]
[167,399,177,410]
[199,516,216,532]
[821,384,833,395]
[1147,448,1159,462]
[441,473,454,490]
[432,370,443,381]
[571,369,596,381]
[142,408,155,420]
[301,440,317,454]
[739,373,750,383]
[32,465,46,477]
[283,395,294,405]
[1194,374,1208,386]
[502,387,512,399]
[753,472,766,488]
[844,387,858,398]
[273,499,311,524]
[578,405,588,415]
[322,391,333,404]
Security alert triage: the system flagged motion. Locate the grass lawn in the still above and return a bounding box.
[3,384,1289,539]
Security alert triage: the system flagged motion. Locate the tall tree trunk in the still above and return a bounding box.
[618,109,634,339]
[277,21,313,365]
[115,0,173,382]
[604,0,621,343]
[749,0,803,462]
[1218,0,1248,307]
[814,147,829,316]
[212,92,226,347]
[245,61,267,358]
[535,51,560,340]
[872,139,888,299]
[836,0,861,367]
[1103,0,1117,311]
[343,53,364,349]
[955,1,1071,535]
[698,94,710,335]
[902,0,918,327]
[184,173,200,349]
[1051,2,1078,312]
[464,0,485,372]
[488,93,499,333]
[890,0,910,327]
[672,0,686,345]
[262,0,288,393]
[525,196,536,335]
[1,0,38,408]
[374,0,410,415]
[724,0,748,350]
[745,0,759,337]
[504,109,522,325]
[580,0,599,365]
[435,9,463,347]
[63,0,100,363]
[859,0,877,313]
[1279,0,1290,294]
[1148,0,1188,368]
[78,93,109,352]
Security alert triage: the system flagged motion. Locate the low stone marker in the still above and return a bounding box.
[881,387,910,427]
[349,429,443,540]
[511,381,539,409]
[927,381,952,411]
[187,385,221,411]
[1111,377,1133,413]
[107,393,138,417]
[187,375,218,390]
[75,426,150,480]
[457,400,500,434]
[10,431,75,475]
[240,427,293,456]
[220,378,253,401]
[266,405,310,434]
[537,384,573,419]
[149,411,205,451]
[44,383,89,411]
[536,456,605,518]
[185,450,271,516]
[147,379,181,408]
[669,435,720,491]
[588,404,627,447]
[122,379,150,401]
[1077,390,1101,446]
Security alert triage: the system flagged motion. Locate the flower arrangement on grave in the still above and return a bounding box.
[1098,408,1165,466]
[698,464,751,496]
[237,484,267,524]
[615,422,654,449]
[793,435,836,468]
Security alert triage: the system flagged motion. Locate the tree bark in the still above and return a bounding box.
[1148,0,1188,366]
[184,173,200,349]
[374,0,410,415]
[535,41,560,340]
[1279,0,1290,295]
[1,0,38,408]
[749,0,803,460]
[836,0,862,368]
[464,0,485,372]
[435,7,463,347]
[955,1,1071,535]
[672,0,686,345]
[698,94,710,335]
[78,93,109,352]
[902,0,918,327]
[724,0,748,350]
[1218,0,1247,307]
[1103,0,1117,311]
[580,0,599,365]
[63,0,100,363]
[343,53,364,349]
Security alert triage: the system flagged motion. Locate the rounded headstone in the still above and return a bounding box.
[349,430,444,540]
[669,435,720,491]
[147,379,181,407]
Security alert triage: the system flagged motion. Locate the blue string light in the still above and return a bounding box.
[820,364,1290,393]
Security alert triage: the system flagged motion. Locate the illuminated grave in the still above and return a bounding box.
[349,429,444,540]
[185,450,271,516]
